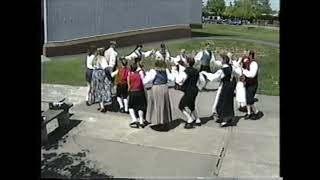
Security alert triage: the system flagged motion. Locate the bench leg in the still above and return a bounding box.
[57,111,70,128]
[41,126,48,145]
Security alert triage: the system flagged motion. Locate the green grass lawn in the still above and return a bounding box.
[192,24,279,43]
[42,39,279,96]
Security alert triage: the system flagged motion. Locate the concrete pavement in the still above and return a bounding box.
[41,83,279,178]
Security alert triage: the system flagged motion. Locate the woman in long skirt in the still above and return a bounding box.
[201,55,238,127]
[143,60,175,130]
[90,48,113,113]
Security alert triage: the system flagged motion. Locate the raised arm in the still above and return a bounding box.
[201,69,224,82]
[194,51,203,62]
[142,50,154,58]
[166,68,176,82]
[242,61,258,78]
[143,69,157,85]
[125,52,138,60]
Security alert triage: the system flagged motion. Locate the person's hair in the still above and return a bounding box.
[221,54,230,64]
[87,45,96,56]
[249,50,255,60]
[136,44,143,49]
[160,43,166,49]
[187,57,195,67]
[130,62,138,72]
[154,60,166,71]
[120,58,128,67]
[97,48,104,56]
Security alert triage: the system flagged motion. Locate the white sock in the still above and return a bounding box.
[100,102,104,109]
[129,109,138,123]
[182,110,193,123]
[246,105,251,114]
[117,97,124,109]
[86,84,91,101]
[123,98,129,112]
[138,110,144,124]
[251,105,259,114]
[192,111,201,123]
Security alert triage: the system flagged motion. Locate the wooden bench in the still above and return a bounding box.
[41,100,73,145]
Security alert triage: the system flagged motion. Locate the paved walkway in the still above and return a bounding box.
[41,83,279,178]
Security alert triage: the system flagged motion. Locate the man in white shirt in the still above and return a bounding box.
[104,41,118,72]
[154,43,171,61]
[241,51,263,120]
[194,43,216,73]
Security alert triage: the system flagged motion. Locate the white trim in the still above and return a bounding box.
[46,24,190,44]
[44,0,48,43]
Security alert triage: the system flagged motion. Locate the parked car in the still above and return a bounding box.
[229,20,242,25]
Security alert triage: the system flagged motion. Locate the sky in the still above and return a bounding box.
[203,0,280,11]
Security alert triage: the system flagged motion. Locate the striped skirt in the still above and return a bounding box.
[146,84,172,126]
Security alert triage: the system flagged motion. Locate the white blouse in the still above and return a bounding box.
[194,50,216,63]
[143,69,175,85]
[154,50,171,61]
[86,55,95,69]
[125,50,154,60]
[104,47,118,69]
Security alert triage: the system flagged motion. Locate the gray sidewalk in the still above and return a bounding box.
[41,83,279,178]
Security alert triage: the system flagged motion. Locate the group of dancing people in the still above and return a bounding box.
[85,41,263,130]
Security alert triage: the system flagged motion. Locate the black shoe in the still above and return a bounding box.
[216,119,223,123]
[100,109,107,113]
[251,111,264,120]
[238,106,247,112]
[144,121,151,125]
[86,101,90,106]
[139,123,146,129]
[97,107,101,111]
[129,122,139,128]
[119,108,125,113]
[244,113,252,120]
[184,123,194,129]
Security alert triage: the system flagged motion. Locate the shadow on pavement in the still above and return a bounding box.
[41,150,113,179]
[42,118,82,150]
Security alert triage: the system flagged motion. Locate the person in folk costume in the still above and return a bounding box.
[194,42,216,73]
[200,54,239,127]
[170,49,188,67]
[173,57,207,129]
[143,60,175,130]
[115,58,130,114]
[85,46,96,106]
[170,49,189,90]
[241,51,263,120]
[104,41,118,72]
[154,43,171,61]
[127,62,148,128]
[90,48,116,113]
[125,44,155,70]
[231,54,247,110]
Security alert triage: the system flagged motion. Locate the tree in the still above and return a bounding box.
[206,0,226,16]
[258,0,272,15]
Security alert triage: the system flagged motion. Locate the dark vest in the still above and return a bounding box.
[243,60,258,85]
[182,67,199,90]
[221,66,233,83]
[200,50,212,65]
[153,70,168,85]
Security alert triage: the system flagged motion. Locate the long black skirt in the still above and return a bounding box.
[245,82,258,105]
[216,80,237,122]
[128,90,147,112]
[179,87,199,111]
